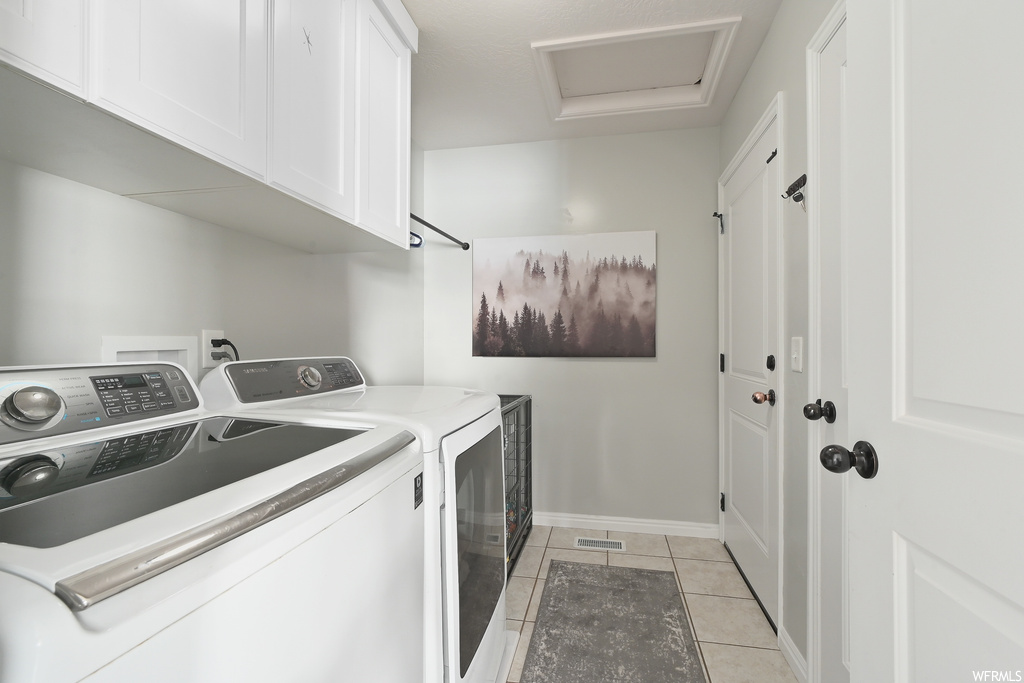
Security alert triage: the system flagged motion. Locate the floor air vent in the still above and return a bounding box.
[575,537,625,551]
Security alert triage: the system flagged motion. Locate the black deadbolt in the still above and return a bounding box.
[766,355,776,371]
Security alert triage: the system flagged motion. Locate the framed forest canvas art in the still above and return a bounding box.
[472,231,656,357]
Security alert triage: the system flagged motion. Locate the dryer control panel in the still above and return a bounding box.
[0,363,199,446]
[221,357,365,404]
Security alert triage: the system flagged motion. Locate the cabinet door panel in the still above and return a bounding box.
[270,0,356,219]
[93,0,267,177]
[0,0,85,94]
[357,0,409,246]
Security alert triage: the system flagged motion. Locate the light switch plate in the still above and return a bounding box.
[791,337,804,373]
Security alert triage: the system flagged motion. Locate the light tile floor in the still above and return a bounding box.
[504,526,798,683]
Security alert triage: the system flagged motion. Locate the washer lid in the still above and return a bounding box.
[0,417,365,549]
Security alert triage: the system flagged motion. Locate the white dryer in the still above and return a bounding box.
[201,357,518,683]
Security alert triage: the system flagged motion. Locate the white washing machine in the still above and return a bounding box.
[0,361,424,682]
[201,357,518,683]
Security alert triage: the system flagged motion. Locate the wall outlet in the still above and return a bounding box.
[202,329,226,369]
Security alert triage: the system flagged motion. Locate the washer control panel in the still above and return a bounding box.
[0,363,198,446]
[223,357,364,403]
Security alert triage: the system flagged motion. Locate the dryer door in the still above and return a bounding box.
[439,412,506,683]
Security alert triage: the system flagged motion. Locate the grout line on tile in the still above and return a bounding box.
[683,592,758,603]
[526,578,539,623]
[674,556,743,566]
[696,639,783,652]
[679,581,712,683]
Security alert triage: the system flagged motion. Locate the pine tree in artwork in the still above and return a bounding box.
[588,302,610,355]
[566,313,581,355]
[549,309,567,354]
[625,315,644,356]
[498,310,512,356]
[496,280,505,302]
[588,270,600,300]
[519,302,534,354]
[510,310,524,356]
[485,310,503,355]
[534,311,550,355]
[608,312,624,356]
[474,293,489,356]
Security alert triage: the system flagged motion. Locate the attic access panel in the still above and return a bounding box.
[551,32,713,98]
[532,18,740,120]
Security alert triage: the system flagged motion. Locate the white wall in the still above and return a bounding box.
[0,158,424,385]
[718,0,837,661]
[423,129,720,530]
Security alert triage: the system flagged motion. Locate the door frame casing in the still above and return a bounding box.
[806,2,849,682]
[717,91,786,633]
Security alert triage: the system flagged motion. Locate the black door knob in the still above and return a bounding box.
[820,441,878,479]
[803,400,837,423]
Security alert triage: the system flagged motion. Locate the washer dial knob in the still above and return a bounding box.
[298,366,322,390]
[7,386,62,422]
[1,386,65,430]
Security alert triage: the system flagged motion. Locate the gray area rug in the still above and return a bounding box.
[521,561,707,683]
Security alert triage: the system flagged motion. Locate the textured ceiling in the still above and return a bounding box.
[403,0,782,150]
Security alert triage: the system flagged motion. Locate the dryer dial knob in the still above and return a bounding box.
[5,386,63,423]
[298,366,322,390]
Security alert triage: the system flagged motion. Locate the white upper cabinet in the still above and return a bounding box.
[356,0,411,246]
[269,0,357,220]
[0,0,86,95]
[91,0,268,178]
[0,0,417,252]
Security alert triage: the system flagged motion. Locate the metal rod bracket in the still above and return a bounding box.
[410,214,470,250]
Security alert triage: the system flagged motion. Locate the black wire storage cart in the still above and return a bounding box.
[500,395,532,577]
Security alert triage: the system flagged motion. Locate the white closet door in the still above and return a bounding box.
[719,100,782,626]
[846,1,1024,681]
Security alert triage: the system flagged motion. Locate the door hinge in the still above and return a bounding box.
[766,148,778,164]
[720,493,726,512]
[720,354,725,373]
[713,211,724,234]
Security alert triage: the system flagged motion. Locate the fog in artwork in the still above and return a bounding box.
[472,232,656,358]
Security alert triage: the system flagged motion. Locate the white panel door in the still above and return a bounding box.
[808,5,851,682]
[269,0,357,220]
[356,0,410,247]
[92,0,267,178]
[0,0,85,95]
[719,100,782,625]
[846,1,1024,681]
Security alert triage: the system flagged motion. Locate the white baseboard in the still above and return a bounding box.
[533,511,719,539]
[778,626,808,683]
